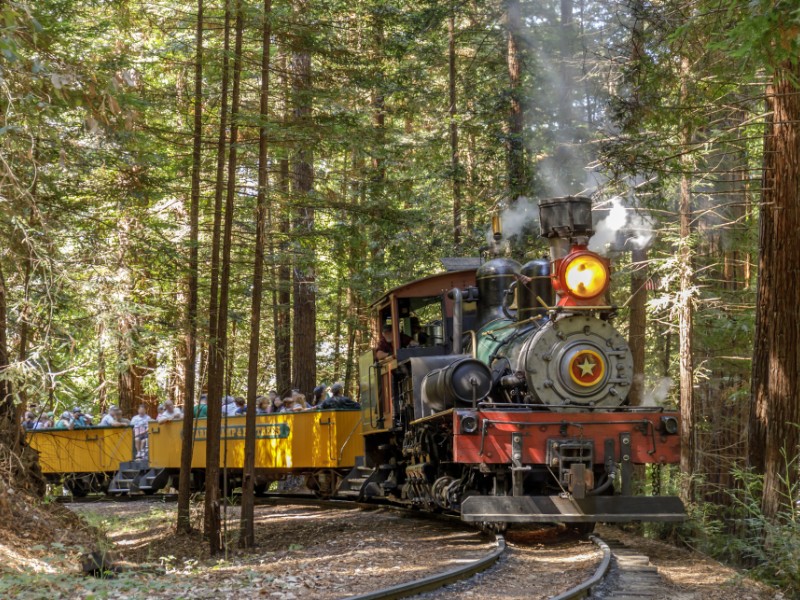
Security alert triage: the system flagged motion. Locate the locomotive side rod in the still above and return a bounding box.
[343,534,506,600]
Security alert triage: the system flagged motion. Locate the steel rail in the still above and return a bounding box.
[548,535,612,600]
[55,493,178,504]
[343,534,506,600]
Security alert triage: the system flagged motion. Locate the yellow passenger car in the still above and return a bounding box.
[147,410,363,496]
[27,427,135,496]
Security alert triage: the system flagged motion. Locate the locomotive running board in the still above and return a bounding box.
[461,495,686,523]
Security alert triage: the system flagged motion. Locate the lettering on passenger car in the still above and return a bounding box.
[191,423,290,441]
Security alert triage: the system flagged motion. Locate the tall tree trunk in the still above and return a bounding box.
[627,247,647,406]
[273,52,292,398]
[466,127,477,234]
[678,56,695,503]
[371,12,386,188]
[505,0,525,196]
[290,4,316,398]
[240,0,272,548]
[98,322,107,413]
[211,0,244,555]
[0,261,12,417]
[558,0,574,129]
[448,4,462,247]
[204,0,233,553]
[749,62,800,519]
[178,0,204,535]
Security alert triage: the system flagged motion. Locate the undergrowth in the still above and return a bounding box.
[683,461,799,597]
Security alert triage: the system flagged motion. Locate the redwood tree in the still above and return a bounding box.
[290,0,316,397]
[748,59,800,519]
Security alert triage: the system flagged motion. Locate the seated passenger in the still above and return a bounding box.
[130,404,152,460]
[71,407,92,428]
[99,406,129,427]
[375,323,417,360]
[22,411,36,430]
[312,385,327,407]
[290,392,308,412]
[54,412,72,429]
[256,396,270,415]
[222,396,239,417]
[318,382,360,410]
[194,393,208,418]
[157,400,183,423]
[272,395,286,413]
[234,397,246,415]
[35,412,54,429]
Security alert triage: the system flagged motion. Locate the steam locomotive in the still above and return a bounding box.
[354,195,685,528]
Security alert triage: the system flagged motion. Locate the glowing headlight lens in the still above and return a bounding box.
[563,254,608,299]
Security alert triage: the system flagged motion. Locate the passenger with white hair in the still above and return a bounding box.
[156,400,183,423]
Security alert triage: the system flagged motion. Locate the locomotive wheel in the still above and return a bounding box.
[479,521,509,535]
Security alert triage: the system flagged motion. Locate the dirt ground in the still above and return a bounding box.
[0,497,786,600]
[3,500,500,599]
[595,524,783,600]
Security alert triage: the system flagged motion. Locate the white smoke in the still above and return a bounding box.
[642,377,673,407]
[486,196,540,247]
[589,197,655,256]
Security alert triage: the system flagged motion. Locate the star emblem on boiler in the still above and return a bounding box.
[577,357,596,376]
[568,349,606,387]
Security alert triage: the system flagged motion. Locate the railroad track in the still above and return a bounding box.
[553,535,664,600]
[344,534,506,600]
[60,493,664,599]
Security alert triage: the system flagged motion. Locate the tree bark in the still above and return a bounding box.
[240,0,271,549]
[678,56,695,503]
[273,51,292,398]
[505,0,526,196]
[0,261,12,417]
[558,0,574,129]
[177,0,204,535]
[204,0,233,553]
[749,62,800,519]
[627,247,647,406]
[449,4,462,247]
[211,0,244,555]
[98,322,107,413]
[290,3,316,398]
[275,156,292,397]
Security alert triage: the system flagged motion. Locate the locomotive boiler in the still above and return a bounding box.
[354,195,685,528]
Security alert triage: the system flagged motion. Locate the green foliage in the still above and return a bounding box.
[687,463,800,596]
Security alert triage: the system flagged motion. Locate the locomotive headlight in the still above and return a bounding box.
[563,253,609,299]
[459,411,479,434]
[660,416,679,435]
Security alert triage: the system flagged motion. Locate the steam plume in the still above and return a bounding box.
[486,196,540,247]
[589,197,654,256]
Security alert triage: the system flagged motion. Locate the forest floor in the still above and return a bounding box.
[0,494,785,600]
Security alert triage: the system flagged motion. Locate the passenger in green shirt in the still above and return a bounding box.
[193,394,208,418]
